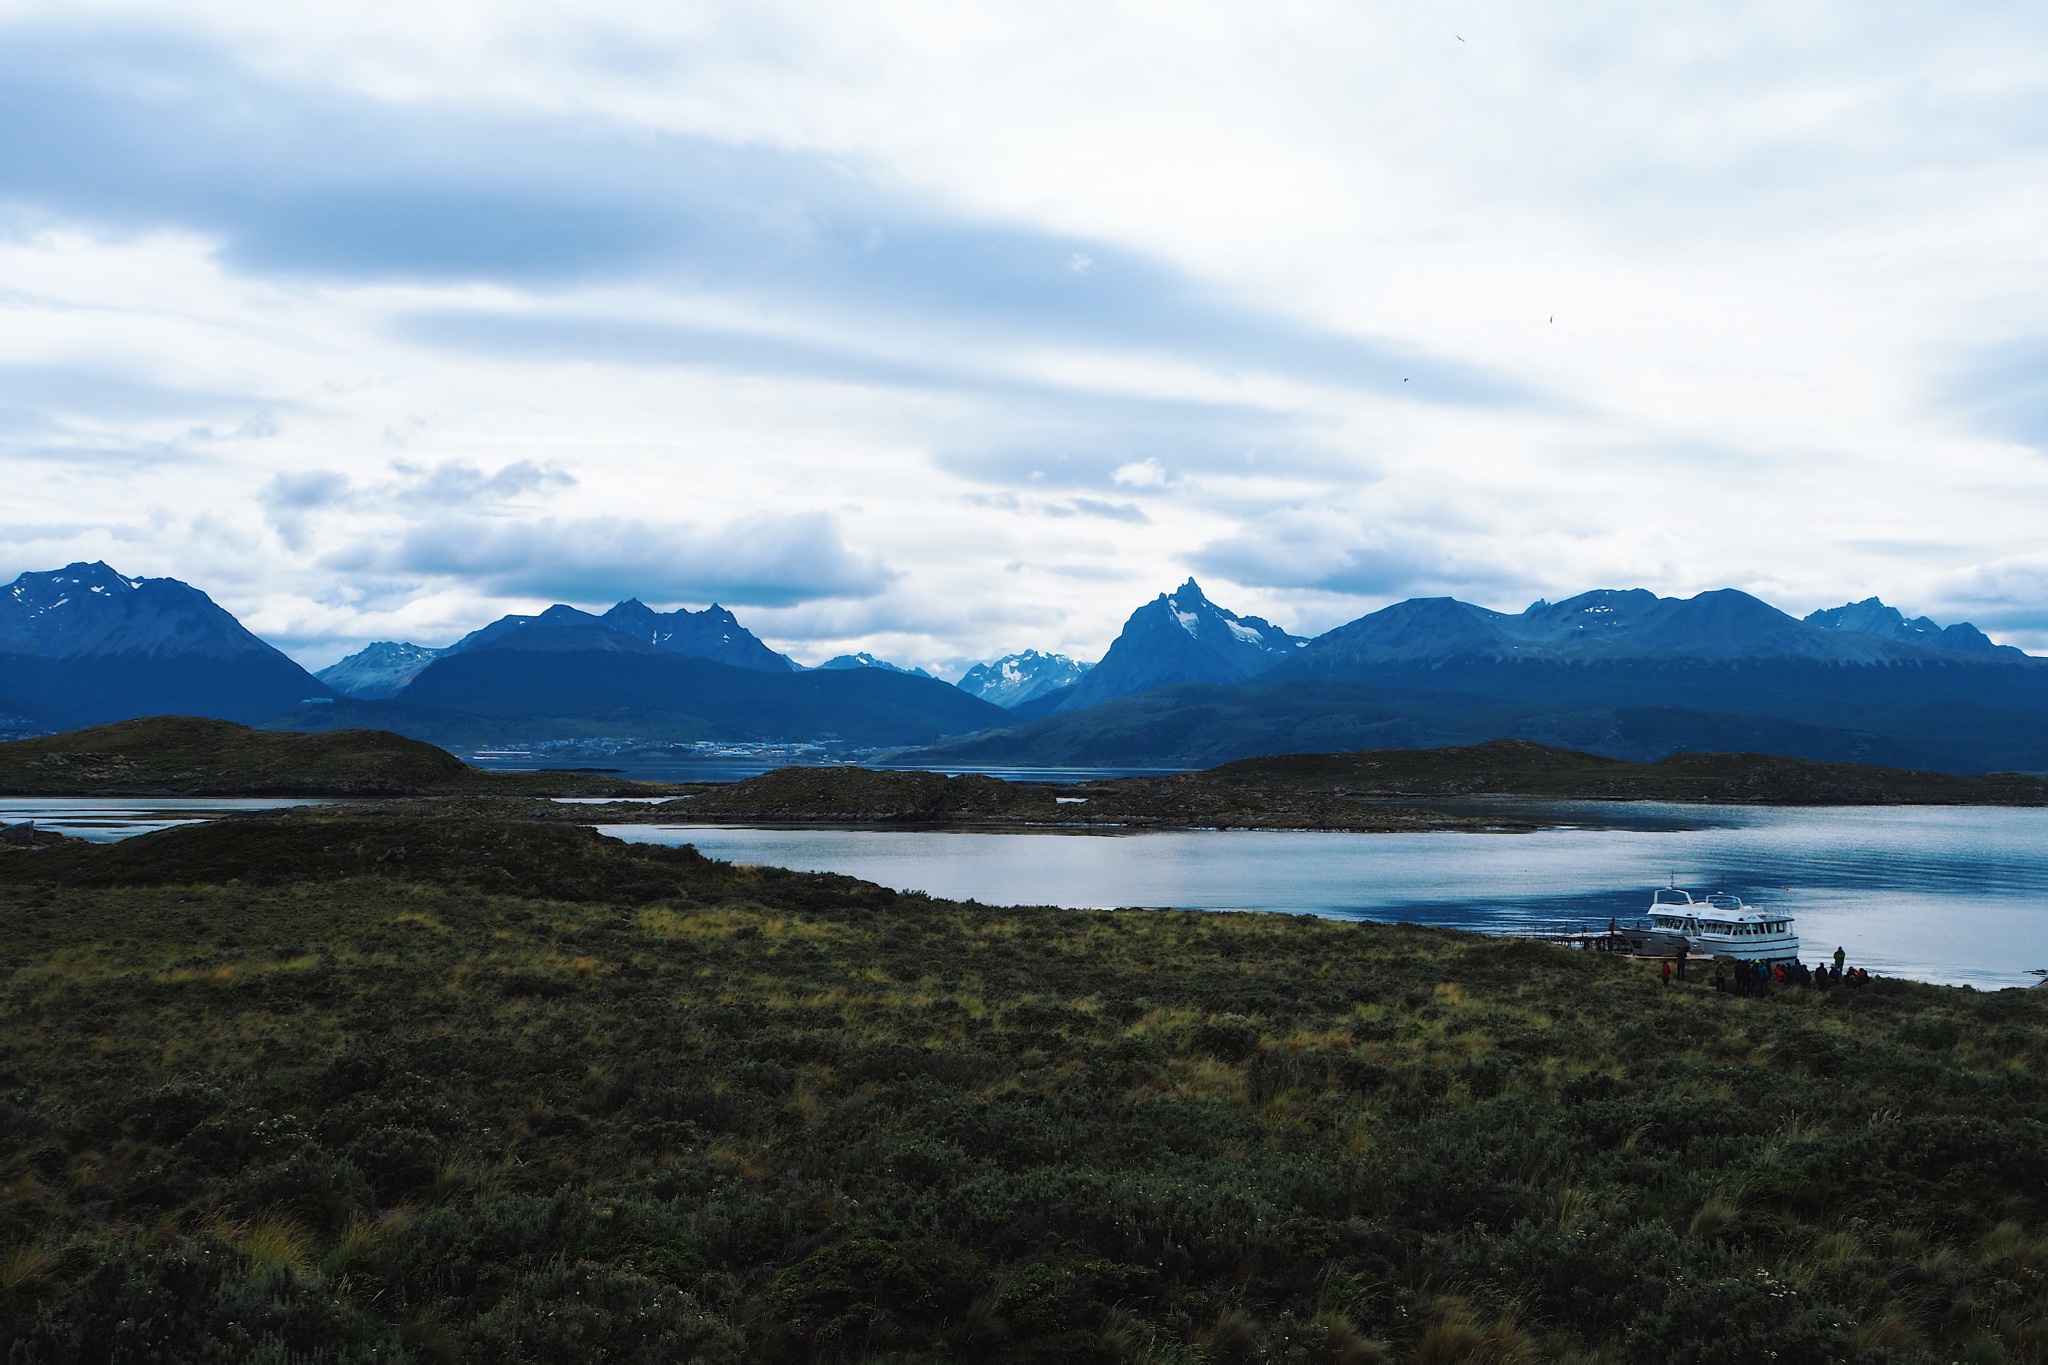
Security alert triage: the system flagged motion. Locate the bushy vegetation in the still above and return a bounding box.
[616,739,2048,837]
[3,814,2047,1362]
[0,718,657,797]
[671,766,1481,832]
[1205,739,2048,805]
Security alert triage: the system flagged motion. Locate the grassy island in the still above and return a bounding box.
[3,812,2046,1362]
[586,740,2048,835]
[0,718,660,798]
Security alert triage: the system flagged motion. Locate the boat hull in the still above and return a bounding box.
[1692,931,1800,962]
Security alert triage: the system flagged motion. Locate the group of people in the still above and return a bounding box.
[1691,946,1869,995]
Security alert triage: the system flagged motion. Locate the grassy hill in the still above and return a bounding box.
[666,764,1492,831]
[0,717,659,797]
[2,813,2044,1361]
[1201,739,2048,804]
[612,742,2048,835]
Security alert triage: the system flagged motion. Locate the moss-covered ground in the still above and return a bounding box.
[2,815,2046,1362]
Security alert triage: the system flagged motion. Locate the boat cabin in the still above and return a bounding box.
[1644,888,1800,961]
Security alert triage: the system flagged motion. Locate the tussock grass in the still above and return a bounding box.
[0,813,2046,1362]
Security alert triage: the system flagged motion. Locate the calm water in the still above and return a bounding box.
[0,797,319,842]
[11,796,2044,989]
[599,805,2048,990]
[472,756,1176,783]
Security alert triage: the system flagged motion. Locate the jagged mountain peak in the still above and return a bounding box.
[815,652,931,677]
[0,561,327,727]
[1517,589,1662,638]
[1,561,277,658]
[443,604,654,656]
[1805,598,2023,657]
[956,649,1094,707]
[1055,580,1305,712]
[315,641,447,700]
[6,561,145,613]
[597,599,795,671]
[1289,586,2032,673]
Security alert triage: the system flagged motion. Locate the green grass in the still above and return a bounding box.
[2,814,2047,1362]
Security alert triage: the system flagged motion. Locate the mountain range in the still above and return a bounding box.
[922,586,2048,772]
[1804,598,2027,657]
[815,653,933,678]
[5,560,2044,772]
[293,598,998,745]
[312,641,445,700]
[956,650,1093,709]
[1052,579,1303,713]
[0,563,329,732]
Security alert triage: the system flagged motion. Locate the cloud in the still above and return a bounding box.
[386,460,574,510]
[1063,499,1148,524]
[259,469,351,551]
[0,521,143,545]
[1945,338,2048,452]
[1111,459,1168,488]
[0,22,1530,411]
[257,460,576,551]
[4,2,2048,671]
[1192,509,1517,601]
[962,492,1148,523]
[1929,554,2048,638]
[262,469,351,510]
[343,511,895,607]
[0,362,262,423]
[188,412,277,441]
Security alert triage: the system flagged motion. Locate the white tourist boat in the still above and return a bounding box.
[1641,887,1800,961]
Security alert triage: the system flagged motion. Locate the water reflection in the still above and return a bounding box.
[601,806,2048,991]
[0,797,319,842]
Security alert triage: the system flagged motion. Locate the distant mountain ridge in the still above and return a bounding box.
[1057,579,1305,712]
[279,595,1001,746]
[956,650,1093,708]
[596,599,797,672]
[918,586,2048,774]
[317,597,798,699]
[0,562,328,728]
[816,652,931,678]
[1805,598,2026,658]
[6,558,2041,772]
[438,599,797,671]
[316,642,446,699]
[1282,588,1969,672]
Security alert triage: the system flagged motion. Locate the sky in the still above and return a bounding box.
[3,0,2048,674]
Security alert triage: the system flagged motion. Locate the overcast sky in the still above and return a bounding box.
[4,0,2047,671]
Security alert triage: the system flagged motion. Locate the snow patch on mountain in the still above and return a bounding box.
[316,641,448,699]
[956,650,1095,707]
[1056,579,1304,712]
[815,652,932,677]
